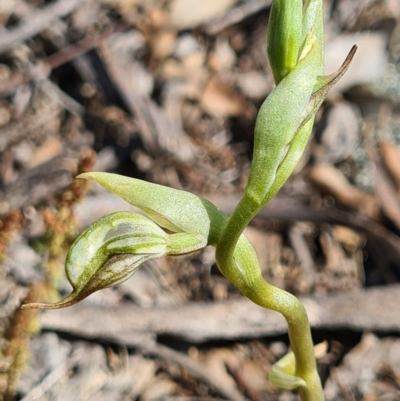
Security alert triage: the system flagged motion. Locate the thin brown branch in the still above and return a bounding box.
[0,0,90,53]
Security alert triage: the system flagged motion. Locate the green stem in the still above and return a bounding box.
[217,249,324,400]
[216,118,314,287]
[215,122,324,398]
[215,1,328,397]
[246,280,323,401]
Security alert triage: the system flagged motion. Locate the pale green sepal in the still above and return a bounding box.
[78,172,227,246]
[22,211,168,309]
[167,232,206,255]
[267,0,303,84]
[262,45,357,205]
[269,352,307,390]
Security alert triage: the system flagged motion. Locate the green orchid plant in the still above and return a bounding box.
[22,1,356,400]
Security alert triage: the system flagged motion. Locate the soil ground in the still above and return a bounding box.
[1,1,400,400]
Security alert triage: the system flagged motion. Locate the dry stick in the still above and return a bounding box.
[288,224,317,292]
[39,285,400,343]
[0,21,127,116]
[12,0,99,84]
[33,22,128,115]
[0,22,128,96]
[0,0,126,114]
[11,0,127,84]
[99,43,200,162]
[212,193,400,265]
[137,342,248,401]
[19,349,83,401]
[43,22,129,72]
[0,0,90,53]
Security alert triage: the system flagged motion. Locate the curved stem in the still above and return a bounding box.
[215,123,324,399]
[246,279,324,401]
[217,230,323,400]
[215,194,260,280]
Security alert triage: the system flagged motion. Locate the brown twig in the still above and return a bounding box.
[138,342,248,401]
[18,349,83,401]
[208,193,400,267]
[0,22,128,97]
[288,224,317,293]
[39,284,400,343]
[99,43,200,162]
[44,22,129,72]
[0,0,90,53]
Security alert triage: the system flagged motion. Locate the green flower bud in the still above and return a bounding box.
[303,0,324,75]
[267,0,303,84]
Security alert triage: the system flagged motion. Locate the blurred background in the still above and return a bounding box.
[1,0,400,400]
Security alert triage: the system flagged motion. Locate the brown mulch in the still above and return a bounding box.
[1,1,400,400]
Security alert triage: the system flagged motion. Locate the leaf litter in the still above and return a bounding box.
[1,0,400,400]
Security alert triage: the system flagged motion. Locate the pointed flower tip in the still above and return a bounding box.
[21,302,49,310]
[76,172,94,180]
[21,298,75,310]
[21,289,88,310]
[21,302,66,310]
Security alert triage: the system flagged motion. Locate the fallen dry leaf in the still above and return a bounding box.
[307,163,379,219]
[149,29,177,60]
[27,137,63,168]
[201,76,246,117]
